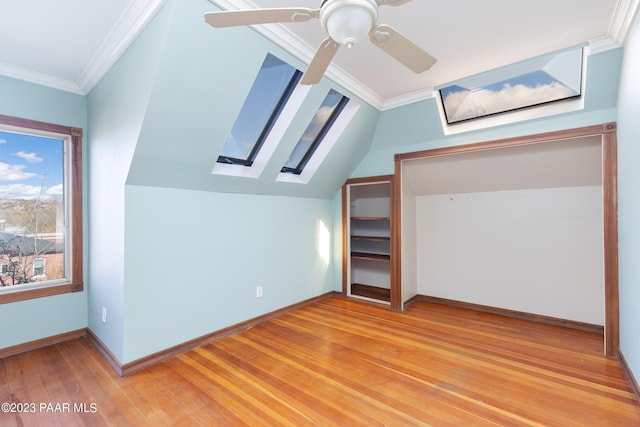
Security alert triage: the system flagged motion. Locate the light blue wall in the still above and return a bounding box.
[122,185,335,361]
[617,12,640,382]
[0,76,88,348]
[353,49,622,177]
[88,0,363,363]
[86,0,176,362]
[126,0,379,198]
[0,76,86,126]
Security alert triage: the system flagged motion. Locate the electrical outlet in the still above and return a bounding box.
[256,286,263,298]
[101,307,107,324]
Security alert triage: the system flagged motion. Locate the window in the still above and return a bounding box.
[281,89,349,175]
[33,258,46,277]
[0,114,83,304]
[438,47,585,128]
[216,54,302,167]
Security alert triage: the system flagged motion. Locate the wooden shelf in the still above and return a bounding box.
[350,283,391,302]
[351,217,390,221]
[351,252,390,262]
[351,235,390,242]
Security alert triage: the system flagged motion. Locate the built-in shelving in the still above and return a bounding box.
[343,176,394,306]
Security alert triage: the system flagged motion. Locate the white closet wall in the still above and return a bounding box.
[416,186,604,325]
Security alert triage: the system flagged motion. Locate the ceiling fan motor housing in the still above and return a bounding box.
[320,0,379,48]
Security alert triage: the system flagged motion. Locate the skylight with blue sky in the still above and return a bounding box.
[282,89,349,175]
[439,47,584,124]
[214,52,355,183]
[217,54,302,166]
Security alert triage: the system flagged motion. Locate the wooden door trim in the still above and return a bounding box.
[343,175,398,308]
[602,124,619,356]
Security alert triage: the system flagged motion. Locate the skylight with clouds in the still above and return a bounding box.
[439,48,584,125]
[281,89,349,175]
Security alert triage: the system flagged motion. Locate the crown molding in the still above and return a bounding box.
[210,0,640,112]
[77,0,165,94]
[0,62,83,94]
[589,36,622,55]
[609,0,640,45]
[381,87,434,111]
[4,0,633,107]
[210,0,385,109]
[0,0,164,95]
[250,21,385,109]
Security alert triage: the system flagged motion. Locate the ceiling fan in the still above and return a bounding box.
[204,0,437,85]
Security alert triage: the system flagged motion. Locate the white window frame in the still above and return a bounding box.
[436,46,587,136]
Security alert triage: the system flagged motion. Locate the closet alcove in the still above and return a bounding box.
[392,123,618,356]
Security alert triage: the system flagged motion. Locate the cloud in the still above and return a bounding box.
[0,162,37,182]
[313,105,336,125]
[444,82,576,122]
[0,183,61,200]
[13,151,43,163]
[0,139,6,144]
[299,105,338,143]
[44,184,63,198]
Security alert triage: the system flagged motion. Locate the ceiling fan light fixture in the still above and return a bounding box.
[320,0,378,48]
[205,0,436,85]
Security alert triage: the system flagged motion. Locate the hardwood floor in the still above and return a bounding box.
[2,297,639,426]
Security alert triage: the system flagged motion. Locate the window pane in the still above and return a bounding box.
[282,89,348,174]
[0,130,65,287]
[218,54,301,165]
[33,258,46,276]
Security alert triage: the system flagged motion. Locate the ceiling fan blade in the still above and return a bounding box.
[301,38,340,85]
[204,8,319,28]
[369,24,437,73]
[377,0,413,6]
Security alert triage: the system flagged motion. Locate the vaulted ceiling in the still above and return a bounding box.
[0,0,636,110]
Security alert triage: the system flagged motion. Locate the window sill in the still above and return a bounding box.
[0,282,83,304]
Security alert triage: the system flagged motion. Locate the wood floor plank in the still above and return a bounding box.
[2,297,639,426]
[190,346,341,425]
[268,304,547,425]
[241,320,508,426]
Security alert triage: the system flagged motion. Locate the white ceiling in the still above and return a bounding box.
[0,0,637,110]
[0,0,164,94]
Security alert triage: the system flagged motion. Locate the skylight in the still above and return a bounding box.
[212,53,358,184]
[281,89,349,175]
[216,54,302,166]
[438,47,585,126]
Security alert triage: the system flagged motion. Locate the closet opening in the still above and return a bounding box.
[394,123,618,356]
